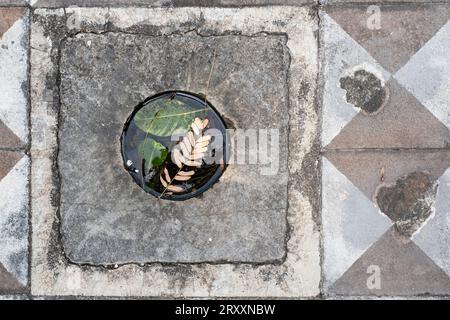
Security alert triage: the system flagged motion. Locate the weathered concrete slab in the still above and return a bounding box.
[31,7,320,297]
[59,32,289,264]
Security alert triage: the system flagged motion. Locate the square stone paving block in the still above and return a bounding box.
[31,7,320,297]
[59,32,289,264]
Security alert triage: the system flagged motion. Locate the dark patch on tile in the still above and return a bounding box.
[376,172,437,237]
[339,69,388,115]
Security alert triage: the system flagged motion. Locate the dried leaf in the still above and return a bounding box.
[160,117,212,195]
[164,168,171,183]
[185,160,202,167]
[167,185,184,192]
[192,122,201,135]
[197,135,211,143]
[187,131,195,146]
[196,140,209,148]
[177,170,195,176]
[190,153,205,160]
[160,175,168,187]
[174,175,192,181]
[172,148,183,168]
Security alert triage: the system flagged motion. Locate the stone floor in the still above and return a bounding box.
[0,0,449,299]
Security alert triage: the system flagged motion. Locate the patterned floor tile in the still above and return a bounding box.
[0,7,29,145]
[321,4,450,297]
[331,227,450,296]
[324,150,450,199]
[395,19,450,130]
[320,11,390,147]
[0,155,29,293]
[413,168,450,278]
[0,6,29,294]
[326,78,450,149]
[325,4,450,74]
[322,157,392,291]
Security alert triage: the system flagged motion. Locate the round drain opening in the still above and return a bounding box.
[121,91,228,201]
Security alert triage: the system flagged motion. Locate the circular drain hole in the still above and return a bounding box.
[121,91,228,201]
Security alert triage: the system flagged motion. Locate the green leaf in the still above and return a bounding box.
[138,138,168,173]
[134,98,207,136]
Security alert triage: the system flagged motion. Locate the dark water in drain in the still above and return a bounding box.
[121,91,228,201]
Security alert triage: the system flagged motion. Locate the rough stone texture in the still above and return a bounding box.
[376,172,437,237]
[59,32,289,264]
[30,0,314,7]
[322,157,392,291]
[31,7,320,297]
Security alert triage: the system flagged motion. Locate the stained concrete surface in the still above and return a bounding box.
[59,32,289,264]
